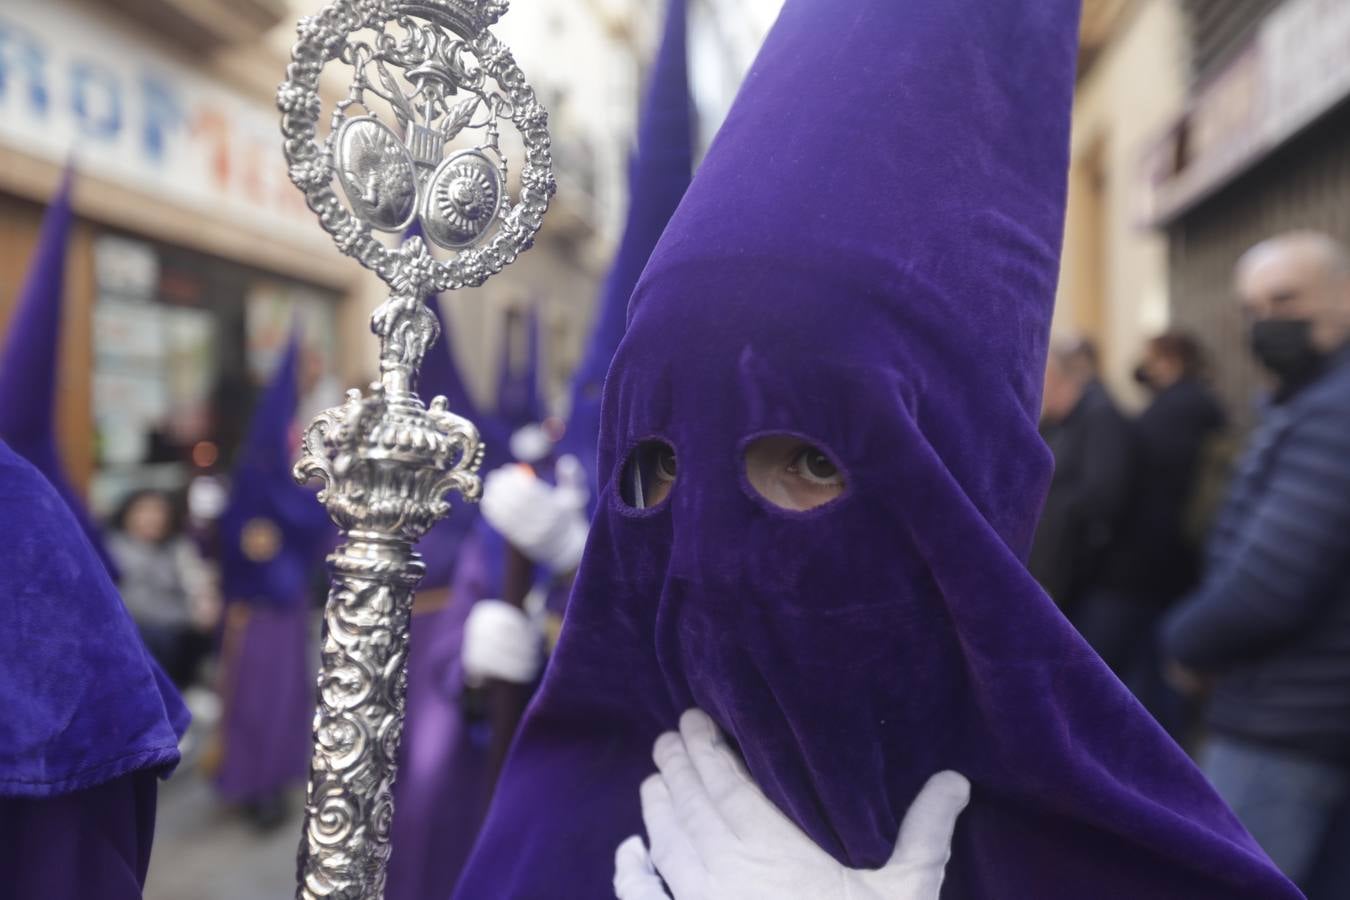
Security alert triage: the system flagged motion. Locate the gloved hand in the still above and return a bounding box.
[481,464,589,573]
[613,710,969,900]
[461,599,543,686]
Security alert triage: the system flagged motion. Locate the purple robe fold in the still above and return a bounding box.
[214,330,331,801]
[0,168,117,576]
[454,1,1303,898]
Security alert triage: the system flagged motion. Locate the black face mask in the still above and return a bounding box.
[1249,318,1324,394]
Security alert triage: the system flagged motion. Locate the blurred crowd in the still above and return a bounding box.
[1030,230,1350,896]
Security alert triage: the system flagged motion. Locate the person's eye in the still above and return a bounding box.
[789,447,841,486]
[654,445,678,483]
[743,435,847,512]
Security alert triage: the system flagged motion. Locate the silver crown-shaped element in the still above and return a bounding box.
[392,0,508,37]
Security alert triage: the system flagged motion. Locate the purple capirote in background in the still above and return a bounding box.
[0,168,118,577]
[213,329,333,806]
[454,0,1303,898]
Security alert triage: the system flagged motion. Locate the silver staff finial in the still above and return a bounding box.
[277,0,553,895]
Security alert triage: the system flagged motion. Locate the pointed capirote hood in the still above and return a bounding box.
[556,0,694,504]
[454,2,1300,898]
[0,170,117,574]
[218,329,332,607]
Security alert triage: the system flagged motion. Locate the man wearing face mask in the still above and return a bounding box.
[1163,230,1350,890]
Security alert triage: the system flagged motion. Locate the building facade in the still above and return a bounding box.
[1148,0,1350,426]
[1056,0,1191,404]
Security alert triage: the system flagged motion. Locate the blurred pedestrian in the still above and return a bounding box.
[108,489,219,688]
[1028,336,1135,617]
[1073,333,1225,700]
[1163,230,1350,890]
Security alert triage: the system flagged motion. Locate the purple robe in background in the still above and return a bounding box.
[213,331,332,803]
[455,1,1303,898]
[0,169,117,577]
[0,440,187,896]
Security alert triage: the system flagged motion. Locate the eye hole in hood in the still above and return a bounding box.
[620,438,678,510]
[742,434,847,513]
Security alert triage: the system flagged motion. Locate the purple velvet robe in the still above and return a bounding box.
[453,1,1303,897]
[0,441,187,896]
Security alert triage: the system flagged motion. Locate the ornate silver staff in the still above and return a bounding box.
[277,1,553,896]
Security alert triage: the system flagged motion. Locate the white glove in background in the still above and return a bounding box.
[481,464,588,572]
[613,710,970,900]
[461,599,543,686]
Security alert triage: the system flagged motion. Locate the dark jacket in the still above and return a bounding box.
[1108,377,1226,600]
[1163,351,1350,764]
[1030,380,1135,613]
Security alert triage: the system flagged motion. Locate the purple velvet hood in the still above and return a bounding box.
[0,440,187,798]
[555,0,694,507]
[218,331,332,608]
[456,1,1300,898]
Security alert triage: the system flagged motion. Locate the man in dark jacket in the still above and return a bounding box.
[1029,336,1135,617]
[1163,230,1350,891]
[1074,333,1226,692]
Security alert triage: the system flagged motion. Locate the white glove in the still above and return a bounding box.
[481,464,588,572]
[613,710,969,900]
[461,599,543,686]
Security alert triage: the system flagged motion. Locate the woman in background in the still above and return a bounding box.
[108,489,219,688]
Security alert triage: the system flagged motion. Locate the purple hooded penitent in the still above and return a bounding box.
[0,170,117,577]
[214,331,331,803]
[555,0,694,511]
[0,439,188,894]
[455,2,1302,898]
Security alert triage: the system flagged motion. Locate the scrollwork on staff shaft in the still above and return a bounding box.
[279,0,549,895]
